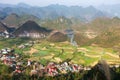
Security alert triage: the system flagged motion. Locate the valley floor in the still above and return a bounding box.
[0,38,120,80]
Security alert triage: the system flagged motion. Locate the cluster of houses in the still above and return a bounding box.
[44,62,85,76]
[0,48,21,71]
[18,41,35,49]
[0,30,11,38]
[0,47,91,77]
[0,47,119,78]
[26,60,92,77]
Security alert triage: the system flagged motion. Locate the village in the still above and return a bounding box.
[0,46,91,76]
[0,44,120,79]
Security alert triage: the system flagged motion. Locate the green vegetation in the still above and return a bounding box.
[1,16,120,80]
[10,38,120,66]
[0,38,30,49]
[47,32,68,42]
[93,28,120,47]
[41,16,72,30]
[0,38,119,66]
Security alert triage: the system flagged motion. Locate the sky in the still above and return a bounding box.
[0,0,120,7]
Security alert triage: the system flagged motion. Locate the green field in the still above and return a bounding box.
[0,38,120,66]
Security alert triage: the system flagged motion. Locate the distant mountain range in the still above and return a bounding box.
[1,13,40,28]
[0,3,111,22]
[98,4,120,17]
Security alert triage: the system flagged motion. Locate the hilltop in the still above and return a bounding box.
[47,31,68,42]
[2,13,20,28]
[14,20,50,38]
[1,13,41,28]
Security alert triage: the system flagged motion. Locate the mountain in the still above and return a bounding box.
[17,3,31,8]
[13,20,50,38]
[74,32,91,46]
[0,3,14,8]
[0,21,16,33]
[0,3,109,21]
[2,13,20,28]
[72,17,120,46]
[41,16,72,29]
[0,11,7,20]
[2,13,41,28]
[18,14,41,25]
[93,28,120,47]
[0,22,8,32]
[47,31,67,42]
[79,17,120,34]
[0,3,31,8]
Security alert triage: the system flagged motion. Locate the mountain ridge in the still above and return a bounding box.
[0,3,110,21]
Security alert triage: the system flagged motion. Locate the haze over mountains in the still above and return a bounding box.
[98,4,120,17]
[0,3,120,47]
[0,3,118,21]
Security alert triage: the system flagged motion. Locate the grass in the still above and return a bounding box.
[0,38,119,66]
[23,41,120,66]
[33,50,50,57]
[0,38,30,49]
[0,38,120,80]
[102,54,118,61]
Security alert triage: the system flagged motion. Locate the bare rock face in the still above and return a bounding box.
[13,20,50,38]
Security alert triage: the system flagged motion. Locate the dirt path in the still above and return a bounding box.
[29,48,38,55]
[43,54,54,59]
[106,52,119,58]
[85,54,100,58]
[54,57,62,63]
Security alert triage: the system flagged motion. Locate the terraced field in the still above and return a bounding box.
[0,38,119,66]
[28,41,120,66]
